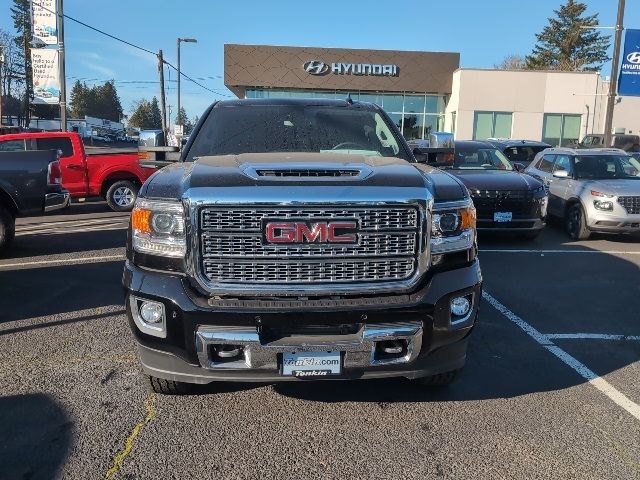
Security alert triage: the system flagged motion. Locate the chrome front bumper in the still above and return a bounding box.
[194,322,423,371]
[44,191,70,212]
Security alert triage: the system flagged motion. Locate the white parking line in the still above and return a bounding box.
[480,249,640,254]
[0,254,125,269]
[546,333,640,341]
[483,291,640,422]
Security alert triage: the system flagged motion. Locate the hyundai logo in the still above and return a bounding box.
[303,60,329,75]
[627,52,640,64]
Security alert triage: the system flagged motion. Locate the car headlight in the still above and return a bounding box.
[431,201,476,254]
[131,199,186,257]
[593,200,614,211]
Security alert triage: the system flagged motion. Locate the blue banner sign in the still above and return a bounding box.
[619,29,640,97]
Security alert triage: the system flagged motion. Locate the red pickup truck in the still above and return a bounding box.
[0,132,156,211]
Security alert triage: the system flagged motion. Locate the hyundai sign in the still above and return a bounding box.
[618,29,640,97]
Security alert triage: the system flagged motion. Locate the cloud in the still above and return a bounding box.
[82,61,116,78]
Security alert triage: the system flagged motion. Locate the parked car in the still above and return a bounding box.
[124,98,482,394]
[447,141,548,238]
[575,134,640,153]
[525,148,640,240]
[0,149,70,253]
[486,139,551,168]
[0,132,157,211]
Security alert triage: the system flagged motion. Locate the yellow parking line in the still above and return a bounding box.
[103,393,156,480]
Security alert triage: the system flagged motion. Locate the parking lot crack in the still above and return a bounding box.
[102,393,156,480]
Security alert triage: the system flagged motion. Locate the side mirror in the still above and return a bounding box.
[513,162,525,172]
[553,169,569,178]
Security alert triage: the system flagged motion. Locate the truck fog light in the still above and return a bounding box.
[450,296,471,317]
[140,301,164,324]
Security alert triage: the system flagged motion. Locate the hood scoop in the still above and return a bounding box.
[242,163,373,181]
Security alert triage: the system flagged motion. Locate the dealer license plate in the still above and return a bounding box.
[494,212,513,223]
[281,351,342,377]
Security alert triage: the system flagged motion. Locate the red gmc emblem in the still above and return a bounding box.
[263,220,358,244]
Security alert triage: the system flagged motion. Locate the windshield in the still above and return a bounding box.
[186,104,409,161]
[453,147,513,171]
[574,155,640,179]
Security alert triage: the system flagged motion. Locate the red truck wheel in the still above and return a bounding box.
[106,180,139,212]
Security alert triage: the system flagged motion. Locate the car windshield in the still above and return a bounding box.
[574,155,640,179]
[453,147,513,171]
[186,104,409,161]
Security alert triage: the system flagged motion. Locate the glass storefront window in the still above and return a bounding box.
[425,96,444,114]
[402,114,423,140]
[382,95,404,113]
[542,113,581,147]
[404,95,425,114]
[473,111,512,140]
[387,113,403,132]
[359,93,383,107]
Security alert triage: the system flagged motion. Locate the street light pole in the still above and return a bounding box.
[603,0,625,147]
[176,38,197,127]
[56,0,67,131]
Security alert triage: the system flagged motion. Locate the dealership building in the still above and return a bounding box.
[224,44,640,146]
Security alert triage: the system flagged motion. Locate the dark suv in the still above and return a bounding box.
[486,140,551,168]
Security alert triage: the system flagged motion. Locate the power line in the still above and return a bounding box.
[163,60,233,97]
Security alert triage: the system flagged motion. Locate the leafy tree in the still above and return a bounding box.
[0,28,24,110]
[525,0,610,71]
[495,54,526,70]
[11,0,32,124]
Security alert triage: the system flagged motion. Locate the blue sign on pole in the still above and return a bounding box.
[618,29,640,97]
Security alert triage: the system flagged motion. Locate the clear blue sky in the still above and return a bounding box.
[2,0,639,122]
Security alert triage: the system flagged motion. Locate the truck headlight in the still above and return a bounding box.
[131,199,186,257]
[431,202,476,254]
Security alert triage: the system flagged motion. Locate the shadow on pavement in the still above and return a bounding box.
[7,228,127,259]
[0,261,124,323]
[0,393,72,480]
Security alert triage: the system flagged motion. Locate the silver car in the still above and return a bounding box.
[525,148,640,240]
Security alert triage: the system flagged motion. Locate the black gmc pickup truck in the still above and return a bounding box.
[123,99,482,394]
[0,149,70,253]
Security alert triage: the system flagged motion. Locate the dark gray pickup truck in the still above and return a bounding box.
[0,149,70,253]
[123,99,482,394]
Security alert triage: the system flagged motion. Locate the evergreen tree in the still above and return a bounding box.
[95,81,123,121]
[525,0,610,71]
[149,97,162,129]
[128,99,152,129]
[70,81,89,118]
[10,0,32,125]
[176,107,188,126]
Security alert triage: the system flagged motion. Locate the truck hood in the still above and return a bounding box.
[449,169,542,192]
[141,152,468,203]
[585,178,640,196]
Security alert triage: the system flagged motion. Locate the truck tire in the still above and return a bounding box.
[0,206,16,255]
[414,368,462,387]
[566,203,590,240]
[148,376,192,395]
[106,180,138,212]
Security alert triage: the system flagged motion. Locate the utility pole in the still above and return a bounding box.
[177,37,197,126]
[56,0,67,131]
[603,0,625,147]
[157,49,167,139]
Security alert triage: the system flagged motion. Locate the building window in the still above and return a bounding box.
[473,111,512,140]
[542,113,581,147]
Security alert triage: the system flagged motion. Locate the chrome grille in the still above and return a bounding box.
[201,207,418,231]
[202,232,416,258]
[202,259,415,284]
[618,196,640,215]
[198,205,421,285]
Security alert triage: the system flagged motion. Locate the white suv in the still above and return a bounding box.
[525,148,640,240]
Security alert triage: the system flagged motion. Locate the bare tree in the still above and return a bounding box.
[494,54,526,70]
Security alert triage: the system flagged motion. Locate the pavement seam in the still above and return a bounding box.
[103,393,156,480]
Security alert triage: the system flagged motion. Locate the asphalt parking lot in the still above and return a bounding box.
[1,202,639,479]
